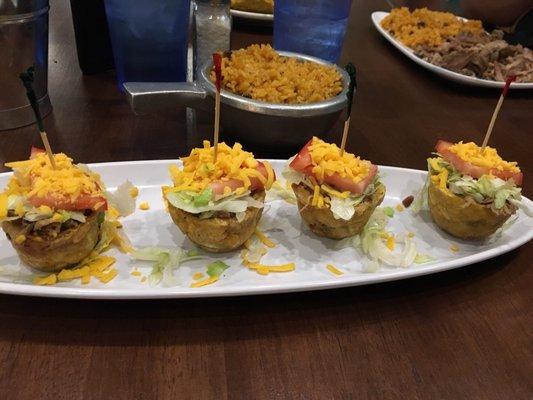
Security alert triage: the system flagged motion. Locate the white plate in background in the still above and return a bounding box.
[371,11,533,89]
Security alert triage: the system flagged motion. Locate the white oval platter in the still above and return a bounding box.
[0,159,531,299]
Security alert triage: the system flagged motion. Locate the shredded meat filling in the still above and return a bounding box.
[414,30,533,83]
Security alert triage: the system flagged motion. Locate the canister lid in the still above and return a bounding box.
[0,0,49,17]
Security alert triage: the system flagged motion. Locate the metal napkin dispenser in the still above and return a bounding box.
[0,0,52,130]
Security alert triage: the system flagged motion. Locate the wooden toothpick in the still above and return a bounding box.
[39,132,56,168]
[340,63,357,156]
[212,53,223,162]
[19,67,56,168]
[481,75,516,152]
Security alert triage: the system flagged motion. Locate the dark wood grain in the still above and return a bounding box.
[0,1,532,399]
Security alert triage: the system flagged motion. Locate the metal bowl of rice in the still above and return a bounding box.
[124,49,350,151]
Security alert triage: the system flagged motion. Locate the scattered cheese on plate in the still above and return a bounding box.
[192,272,204,280]
[326,264,344,276]
[254,229,276,248]
[129,186,139,198]
[33,256,118,286]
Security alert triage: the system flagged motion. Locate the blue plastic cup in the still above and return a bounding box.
[104,0,191,90]
[273,0,352,63]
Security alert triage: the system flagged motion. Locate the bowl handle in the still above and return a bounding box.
[123,82,209,115]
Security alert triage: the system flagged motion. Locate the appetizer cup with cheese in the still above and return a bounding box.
[0,148,110,272]
[284,137,385,239]
[163,141,275,252]
[427,140,524,240]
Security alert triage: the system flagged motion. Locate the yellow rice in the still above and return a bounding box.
[231,0,273,14]
[381,7,483,47]
[212,44,343,104]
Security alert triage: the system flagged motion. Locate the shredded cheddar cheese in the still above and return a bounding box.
[129,186,139,198]
[326,264,344,276]
[395,204,404,212]
[246,262,295,275]
[192,272,204,280]
[254,229,276,248]
[108,206,121,219]
[3,153,104,207]
[448,142,520,173]
[0,194,8,219]
[33,274,57,285]
[307,137,372,185]
[320,184,350,199]
[311,185,325,207]
[33,256,118,286]
[139,202,150,210]
[191,276,219,288]
[450,244,460,253]
[386,235,396,251]
[166,141,274,195]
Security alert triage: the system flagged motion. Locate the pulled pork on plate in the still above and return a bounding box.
[415,30,533,83]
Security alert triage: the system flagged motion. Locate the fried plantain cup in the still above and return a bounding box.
[293,183,386,240]
[428,178,517,240]
[167,190,265,253]
[2,212,101,272]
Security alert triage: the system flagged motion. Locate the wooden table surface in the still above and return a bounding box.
[0,1,532,399]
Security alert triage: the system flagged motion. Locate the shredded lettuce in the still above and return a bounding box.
[105,180,137,217]
[266,181,297,204]
[60,210,86,223]
[0,266,34,284]
[4,195,88,227]
[428,157,525,213]
[330,196,362,220]
[193,188,213,207]
[281,159,305,187]
[414,254,434,264]
[345,208,427,270]
[206,261,230,277]
[329,178,381,220]
[23,208,53,222]
[166,189,263,215]
[448,175,522,210]
[383,206,395,218]
[131,246,204,286]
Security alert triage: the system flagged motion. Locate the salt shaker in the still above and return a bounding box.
[193,0,231,76]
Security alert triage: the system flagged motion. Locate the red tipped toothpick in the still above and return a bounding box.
[212,53,223,162]
[481,75,516,152]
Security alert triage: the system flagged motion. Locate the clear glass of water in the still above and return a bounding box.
[273,0,352,63]
[104,0,191,91]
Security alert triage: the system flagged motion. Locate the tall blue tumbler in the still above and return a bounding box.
[274,0,352,63]
[104,0,191,90]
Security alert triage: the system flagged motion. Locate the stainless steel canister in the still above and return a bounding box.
[0,0,51,130]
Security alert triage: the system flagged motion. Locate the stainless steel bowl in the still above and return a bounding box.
[123,51,350,150]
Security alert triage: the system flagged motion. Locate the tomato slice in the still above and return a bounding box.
[323,164,378,195]
[209,179,244,196]
[29,194,108,212]
[436,140,523,185]
[30,147,46,159]
[290,139,377,195]
[209,162,272,195]
[289,139,313,175]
